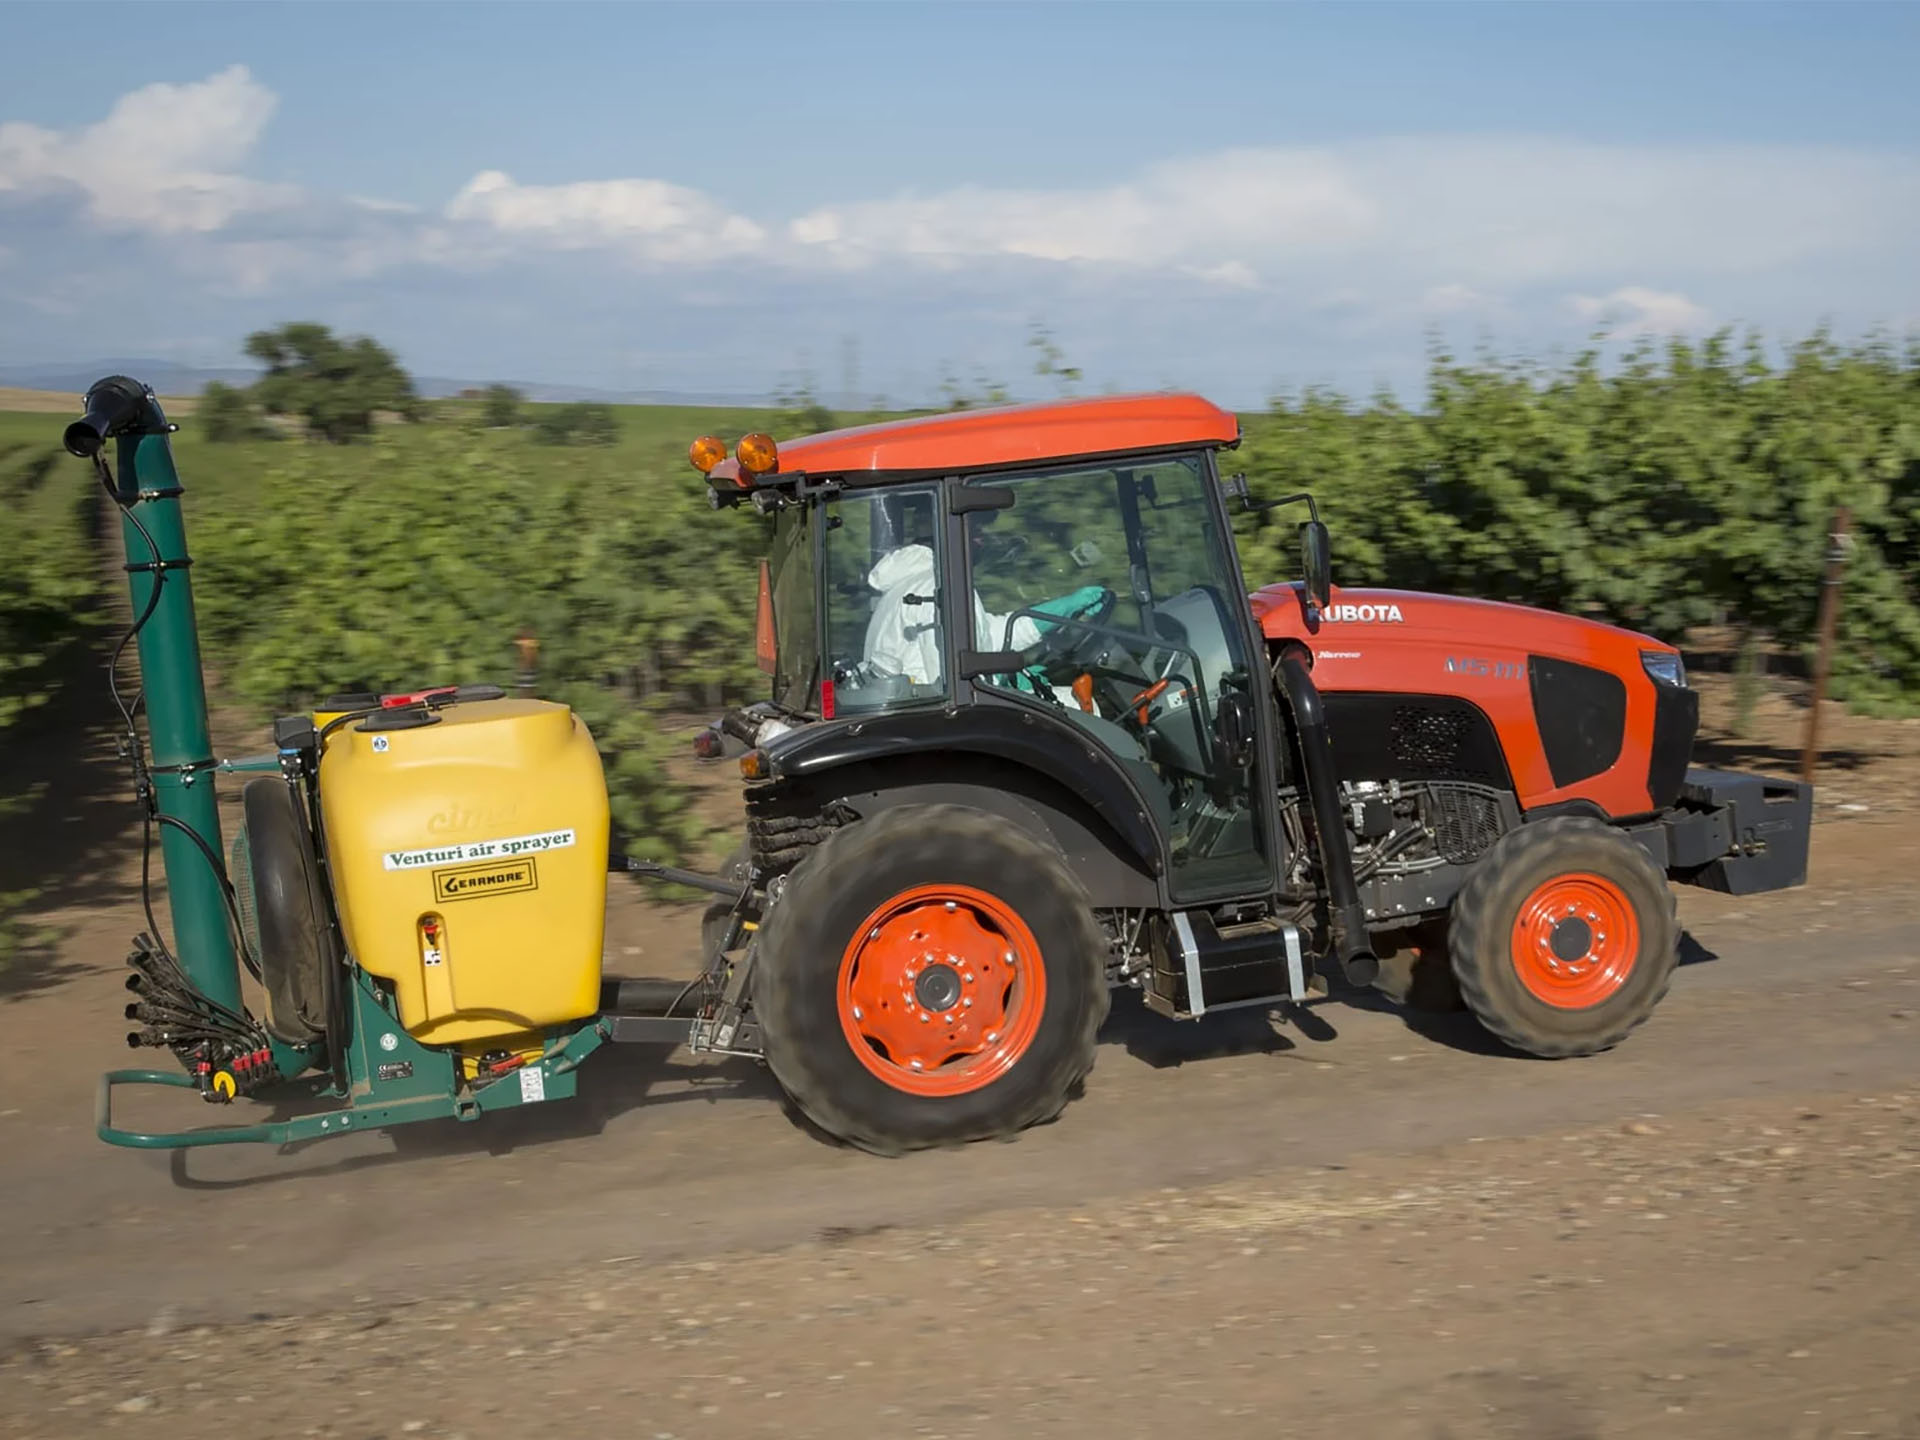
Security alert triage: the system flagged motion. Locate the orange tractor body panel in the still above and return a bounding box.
[707,393,1241,484]
[1252,581,1683,820]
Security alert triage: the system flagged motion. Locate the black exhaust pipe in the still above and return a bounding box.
[1274,650,1378,987]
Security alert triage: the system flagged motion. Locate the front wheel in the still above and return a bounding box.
[1448,817,1678,1057]
[753,805,1108,1154]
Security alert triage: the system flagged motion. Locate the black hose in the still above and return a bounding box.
[154,814,265,982]
[1273,650,1378,986]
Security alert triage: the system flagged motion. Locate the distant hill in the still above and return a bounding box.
[0,359,772,407]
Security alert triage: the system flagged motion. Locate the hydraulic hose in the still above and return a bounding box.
[1273,649,1378,986]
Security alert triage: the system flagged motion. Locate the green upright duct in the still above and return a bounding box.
[67,377,241,1014]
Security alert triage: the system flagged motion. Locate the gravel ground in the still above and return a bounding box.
[6,1089,1915,1440]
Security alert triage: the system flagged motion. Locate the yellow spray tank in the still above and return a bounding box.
[317,697,610,1045]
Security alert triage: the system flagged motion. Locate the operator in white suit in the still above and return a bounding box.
[862,542,1041,686]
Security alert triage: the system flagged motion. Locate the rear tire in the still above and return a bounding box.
[753,805,1108,1155]
[1449,817,1677,1057]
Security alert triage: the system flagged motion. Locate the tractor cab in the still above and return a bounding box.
[693,399,1279,905]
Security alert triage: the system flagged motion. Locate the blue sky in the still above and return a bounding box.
[2,1,1917,407]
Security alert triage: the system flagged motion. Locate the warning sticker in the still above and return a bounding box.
[519,1066,546,1104]
[432,857,538,903]
[383,828,575,872]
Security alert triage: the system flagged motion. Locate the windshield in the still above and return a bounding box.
[767,504,817,712]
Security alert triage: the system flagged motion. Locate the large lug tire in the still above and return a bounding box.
[1448,816,1678,1058]
[753,804,1109,1155]
[700,842,752,959]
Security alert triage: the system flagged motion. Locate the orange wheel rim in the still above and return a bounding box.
[836,884,1046,1097]
[1509,871,1639,1009]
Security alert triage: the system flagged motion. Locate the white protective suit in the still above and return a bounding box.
[862,544,1041,685]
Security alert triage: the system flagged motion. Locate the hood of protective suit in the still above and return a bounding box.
[867,543,936,593]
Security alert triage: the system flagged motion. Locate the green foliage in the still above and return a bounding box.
[532,402,618,446]
[176,415,767,855]
[479,384,523,429]
[197,381,274,443]
[4,325,1917,875]
[772,380,837,437]
[245,322,420,443]
[1230,331,1920,710]
[939,366,1010,412]
[1028,321,1082,394]
[0,432,104,733]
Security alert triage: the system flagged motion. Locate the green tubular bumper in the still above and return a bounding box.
[95,1067,457,1149]
[95,1020,607,1150]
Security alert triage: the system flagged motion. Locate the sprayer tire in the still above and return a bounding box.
[241,777,332,1045]
[754,805,1107,1155]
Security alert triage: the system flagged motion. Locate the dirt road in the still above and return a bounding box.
[4,799,1919,1436]
[5,661,1920,1435]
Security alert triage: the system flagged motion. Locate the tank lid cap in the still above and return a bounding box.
[357,709,444,733]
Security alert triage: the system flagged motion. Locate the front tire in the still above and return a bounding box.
[1449,817,1677,1057]
[753,805,1108,1154]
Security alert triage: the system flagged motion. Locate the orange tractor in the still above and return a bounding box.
[685,394,1810,1151]
[77,380,1809,1158]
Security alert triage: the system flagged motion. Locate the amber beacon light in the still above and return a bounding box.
[735,432,779,475]
[688,435,727,474]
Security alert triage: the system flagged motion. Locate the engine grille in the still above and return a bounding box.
[1324,694,1511,788]
[1391,705,1476,772]
[1428,785,1505,865]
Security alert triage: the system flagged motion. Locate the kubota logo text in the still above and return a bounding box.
[1319,602,1405,623]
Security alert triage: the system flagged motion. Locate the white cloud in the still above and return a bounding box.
[1570,286,1711,336]
[3,69,1918,404]
[783,149,1372,269]
[445,170,767,262]
[0,65,291,233]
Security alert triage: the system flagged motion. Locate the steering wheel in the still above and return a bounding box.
[1025,587,1118,670]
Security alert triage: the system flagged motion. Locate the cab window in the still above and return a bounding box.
[821,485,950,713]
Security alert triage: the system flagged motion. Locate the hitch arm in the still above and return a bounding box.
[613,854,746,900]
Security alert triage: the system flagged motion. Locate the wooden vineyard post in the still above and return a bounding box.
[1799,505,1852,784]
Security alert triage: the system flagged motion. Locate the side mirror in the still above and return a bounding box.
[1302,520,1332,611]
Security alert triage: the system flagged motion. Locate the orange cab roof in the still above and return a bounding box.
[769,392,1239,477]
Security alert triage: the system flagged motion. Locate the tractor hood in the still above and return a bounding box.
[1250,582,1693,817]
[1249,582,1675,664]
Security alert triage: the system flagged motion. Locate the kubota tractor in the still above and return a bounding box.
[74,379,1810,1158]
